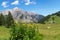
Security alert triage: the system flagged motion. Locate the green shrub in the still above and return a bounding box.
[10,23,43,40]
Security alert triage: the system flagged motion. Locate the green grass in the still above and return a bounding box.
[0,24,60,40]
[45,15,60,24]
[0,26,10,40]
[37,24,60,40]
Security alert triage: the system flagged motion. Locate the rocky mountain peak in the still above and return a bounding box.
[0,7,44,23]
[13,7,20,11]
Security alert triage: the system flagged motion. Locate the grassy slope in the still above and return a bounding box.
[45,15,60,24]
[37,14,60,40]
[0,26,10,40]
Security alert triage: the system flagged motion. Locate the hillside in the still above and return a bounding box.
[38,11,60,24]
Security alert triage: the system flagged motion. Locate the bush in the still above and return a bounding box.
[10,23,43,40]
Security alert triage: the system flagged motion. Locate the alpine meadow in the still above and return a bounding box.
[0,0,60,40]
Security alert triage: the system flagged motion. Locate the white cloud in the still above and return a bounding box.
[1,2,8,8]
[24,0,36,5]
[11,0,19,5]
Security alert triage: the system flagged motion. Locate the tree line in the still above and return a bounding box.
[0,11,15,28]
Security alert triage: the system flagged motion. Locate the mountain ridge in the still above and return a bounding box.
[0,7,44,23]
[38,11,60,24]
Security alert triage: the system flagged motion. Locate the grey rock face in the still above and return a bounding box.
[0,7,44,23]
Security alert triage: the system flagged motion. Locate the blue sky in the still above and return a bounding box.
[0,0,60,16]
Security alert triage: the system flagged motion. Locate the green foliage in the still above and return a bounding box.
[10,23,43,40]
[0,13,5,26]
[0,11,15,28]
[6,11,15,28]
[53,11,60,17]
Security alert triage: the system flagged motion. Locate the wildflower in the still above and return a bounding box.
[22,24,26,26]
[47,26,50,29]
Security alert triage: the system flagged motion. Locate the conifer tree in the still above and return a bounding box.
[6,11,15,27]
[0,13,5,26]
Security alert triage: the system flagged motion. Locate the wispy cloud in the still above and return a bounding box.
[1,0,36,7]
[1,1,8,8]
[24,0,36,5]
[11,0,19,5]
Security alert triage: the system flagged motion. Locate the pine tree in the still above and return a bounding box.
[0,13,5,26]
[52,16,55,23]
[6,11,15,27]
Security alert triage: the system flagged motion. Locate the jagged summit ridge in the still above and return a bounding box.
[0,7,44,23]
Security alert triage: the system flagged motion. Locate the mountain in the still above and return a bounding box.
[0,7,44,23]
[38,11,60,24]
